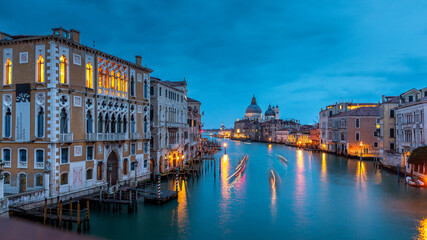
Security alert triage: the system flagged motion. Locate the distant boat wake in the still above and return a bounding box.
[275,154,288,164]
[227,155,249,183]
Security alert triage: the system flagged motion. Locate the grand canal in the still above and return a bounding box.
[89,138,427,240]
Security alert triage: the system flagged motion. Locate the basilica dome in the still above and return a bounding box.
[245,95,262,114]
[265,105,275,117]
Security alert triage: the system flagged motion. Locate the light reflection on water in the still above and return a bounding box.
[89,139,427,240]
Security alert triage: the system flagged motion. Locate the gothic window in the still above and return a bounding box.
[117,72,121,91]
[86,62,93,88]
[117,115,122,133]
[110,70,115,89]
[86,110,93,133]
[37,55,44,83]
[4,58,11,85]
[123,74,128,92]
[111,114,116,133]
[98,67,103,88]
[130,75,135,96]
[98,113,103,133]
[123,116,127,133]
[60,108,68,133]
[36,107,44,138]
[144,80,148,98]
[105,113,110,133]
[3,107,11,137]
[130,114,135,133]
[104,69,109,89]
[60,55,68,84]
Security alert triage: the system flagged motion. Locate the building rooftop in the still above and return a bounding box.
[330,107,379,118]
[187,97,201,103]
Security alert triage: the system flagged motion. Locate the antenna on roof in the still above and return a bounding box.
[93,41,95,48]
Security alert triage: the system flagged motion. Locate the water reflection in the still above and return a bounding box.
[269,169,280,219]
[294,149,307,226]
[177,179,188,234]
[321,152,327,183]
[416,218,427,240]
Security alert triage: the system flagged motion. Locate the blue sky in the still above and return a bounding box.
[2,0,427,128]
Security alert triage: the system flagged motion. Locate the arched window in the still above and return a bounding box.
[86,62,93,88]
[3,107,11,137]
[144,116,148,134]
[86,110,93,133]
[37,55,44,83]
[123,74,128,92]
[37,107,44,138]
[104,113,110,133]
[60,55,68,84]
[144,80,148,98]
[117,115,122,133]
[130,114,135,133]
[4,172,10,184]
[123,159,128,175]
[2,148,11,165]
[60,173,68,185]
[4,58,11,85]
[111,114,116,133]
[130,75,135,96]
[117,72,121,91]
[60,108,68,133]
[104,69,109,89]
[98,113,103,133]
[98,67,103,88]
[110,70,115,89]
[19,149,27,164]
[123,116,127,133]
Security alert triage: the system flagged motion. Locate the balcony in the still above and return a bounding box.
[131,132,139,140]
[86,133,97,141]
[97,133,128,141]
[59,132,73,142]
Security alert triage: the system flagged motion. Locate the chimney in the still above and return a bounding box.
[382,95,385,103]
[70,29,80,43]
[0,32,6,41]
[135,56,142,66]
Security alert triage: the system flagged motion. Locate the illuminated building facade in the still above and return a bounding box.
[0,28,152,197]
[150,77,188,174]
[187,98,202,160]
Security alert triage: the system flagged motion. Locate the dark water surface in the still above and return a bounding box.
[88,138,427,240]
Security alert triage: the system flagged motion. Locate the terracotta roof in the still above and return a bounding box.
[330,107,379,118]
[384,96,400,104]
[187,97,200,103]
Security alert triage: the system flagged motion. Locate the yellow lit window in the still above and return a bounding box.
[4,58,11,85]
[60,55,68,84]
[86,62,93,88]
[98,67,103,88]
[111,70,115,89]
[37,55,44,83]
[123,74,128,92]
[104,69,109,89]
[117,72,121,91]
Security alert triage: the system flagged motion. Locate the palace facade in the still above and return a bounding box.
[0,28,151,197]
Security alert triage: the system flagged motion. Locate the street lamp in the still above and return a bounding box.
[359,142,364,162]
[223,142,227,154]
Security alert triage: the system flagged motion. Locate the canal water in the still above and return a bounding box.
[88,138,427,240]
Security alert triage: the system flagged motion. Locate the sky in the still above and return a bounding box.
[2,0,427,128]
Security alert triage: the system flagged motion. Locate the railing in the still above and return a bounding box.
[7,189,46,207]
[86,133,97,141]
[0,198,8,214]
[131,132,139,140]
[59,132,73,142]
[96,133,128,141]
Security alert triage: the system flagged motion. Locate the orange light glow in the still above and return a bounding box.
[37,55,44,83]
[223,143,227,148]
[416,218,427,240]
[60,55,67,84]
[86,62,93,88]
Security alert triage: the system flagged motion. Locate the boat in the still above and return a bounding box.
[406,176,425,187]
[227,155,249,182]
[268,169,281,187]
